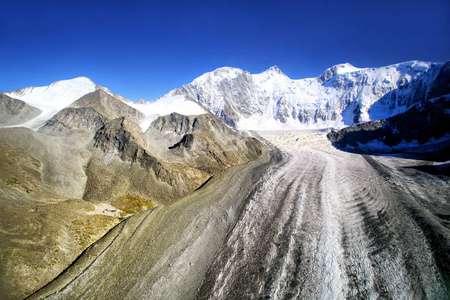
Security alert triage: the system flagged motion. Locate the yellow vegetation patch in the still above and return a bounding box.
[71,215,119,249]
[112,194,155,214]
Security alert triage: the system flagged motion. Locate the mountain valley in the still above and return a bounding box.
[0,60,449,299]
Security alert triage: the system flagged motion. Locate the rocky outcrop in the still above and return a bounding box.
[147,113,264,173]
[87,116,210,204]
[0,92,41,126]
[93,117,150,157]
[327,96,450,159]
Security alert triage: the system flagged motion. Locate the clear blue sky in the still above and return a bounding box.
[1,0,449,101]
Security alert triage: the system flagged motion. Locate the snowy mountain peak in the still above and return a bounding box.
[192,67,245,85]
[6,77,97,108]
[318,63,361,82]
[333,63,360,74]
[5,77,109,129]
[264,65,285,76]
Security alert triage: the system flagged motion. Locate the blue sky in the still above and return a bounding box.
[1,0,449,101]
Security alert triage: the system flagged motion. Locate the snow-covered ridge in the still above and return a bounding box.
[5,77,100,129]
[4,76,207,131]
[163,60,446,130]
[6,77,97,111]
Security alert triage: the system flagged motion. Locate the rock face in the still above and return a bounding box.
[163,61,448,129]
[327,96,450,159]
[146,112,264,173]
[0,92,41,126]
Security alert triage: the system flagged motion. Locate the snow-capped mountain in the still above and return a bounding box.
[3,60,448,132]
[5,77,120,129]
[4,77,207,131]
[163,61,448,130]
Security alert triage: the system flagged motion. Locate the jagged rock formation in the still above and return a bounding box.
[162,61,449,129]
[86,116,210,204]
[0,92,41,126]
[327,96,450,159]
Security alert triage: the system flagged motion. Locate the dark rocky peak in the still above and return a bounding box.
[137,98,146,104]
[147,112,234,139]
[147,112,195,137]
[92,117,179,185]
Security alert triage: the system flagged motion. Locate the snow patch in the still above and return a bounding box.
[354,133,450,152]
